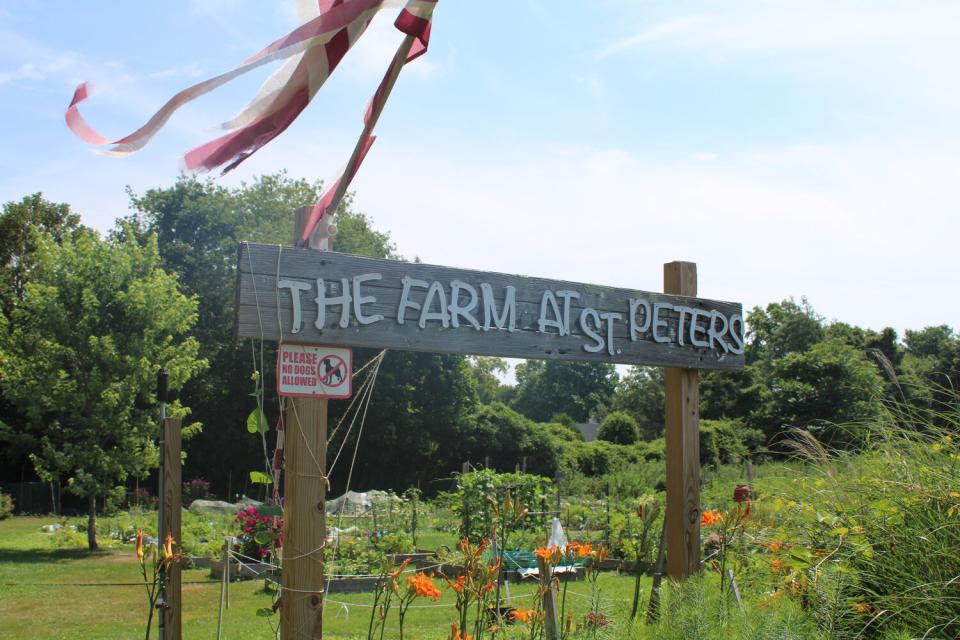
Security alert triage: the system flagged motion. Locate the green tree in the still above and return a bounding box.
[510,360,616,423]
[901,326,959,420]
[769,340,884,446]
[904,325,955,359]
[0,230,205,549]
[326,351,479,492]
[746,298,824,367]
[0,193,82,317]
[700,367,774,432]
[597,411,640,445]
[121,174,397,491]
[0,194,85,475]
[610,367,664,440]
[465,356,509,404]
[457,402,561,477]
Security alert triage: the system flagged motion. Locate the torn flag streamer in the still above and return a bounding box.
[65,0,436,239]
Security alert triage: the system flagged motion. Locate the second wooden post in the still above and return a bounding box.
[281,208,329,639]
[161,416,183,640]
[663,261,701,579]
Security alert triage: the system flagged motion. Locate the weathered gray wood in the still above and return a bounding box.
[236,243,745,370]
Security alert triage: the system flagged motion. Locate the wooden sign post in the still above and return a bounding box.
[663,262,701,579]
[280,208,329,640]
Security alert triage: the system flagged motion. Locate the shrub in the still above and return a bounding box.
[0,491,14,519]
[183,478,212,503]
[699,418,763,467]
[561,440,644,476]
[461,402,563,476]
[234,506,282,562]
[598,411,640,445]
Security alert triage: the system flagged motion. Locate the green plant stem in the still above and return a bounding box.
[559,578,569,639]
[366,580,384,640]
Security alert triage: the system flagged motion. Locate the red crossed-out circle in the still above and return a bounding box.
[316,355,347,388]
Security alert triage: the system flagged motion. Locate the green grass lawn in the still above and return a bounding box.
[0,516,647,639]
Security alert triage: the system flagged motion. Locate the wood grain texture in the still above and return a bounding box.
[281,397,327,640]
[663,262,702,580]
[537,556,560,640]
[281,208,328,640]
[162,417,182,640]
[235,243,745,370]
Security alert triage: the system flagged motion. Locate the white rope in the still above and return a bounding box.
[324,353,386,618]
[327,352,385,476]
[326,351,385,446]
[275,351,387,564]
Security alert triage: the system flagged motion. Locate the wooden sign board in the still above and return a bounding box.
[277,343,352,399]
[236,243,745,371]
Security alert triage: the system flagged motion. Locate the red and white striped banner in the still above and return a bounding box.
[65,0,436,181]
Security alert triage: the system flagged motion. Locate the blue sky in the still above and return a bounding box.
[2,0,959,339]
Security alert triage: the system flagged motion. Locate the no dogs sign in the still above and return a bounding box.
[277,343,352,399]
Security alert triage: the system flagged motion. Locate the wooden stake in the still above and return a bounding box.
[645,518,667,624]
[217,538,229,640]
[663,262,701,579]
[727,569,744,613]
[537,556,560,640]
[281,207,329,639]
[161,417,183,640]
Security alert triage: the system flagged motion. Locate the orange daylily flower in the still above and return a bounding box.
[406,572,441,601]
[448,575,466,593]
[767,540,784,552]
[770,559,787,574]
[391,557,413,580]
[511,608,539,624]
[162,533,175,559]
[449,623,473,640]
[534,546,558,561]
[700,510,723,527]
[852,602,873,614]
[135,528,145,560]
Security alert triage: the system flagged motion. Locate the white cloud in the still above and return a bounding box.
[150,61,207,80]
[317,136,959,335]
[599,2,960,60]
[0,55,78,86]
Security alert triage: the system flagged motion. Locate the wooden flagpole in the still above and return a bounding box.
[297,34,416,247]
[281,208,330,639]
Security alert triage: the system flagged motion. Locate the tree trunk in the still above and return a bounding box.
[87,494,99,551]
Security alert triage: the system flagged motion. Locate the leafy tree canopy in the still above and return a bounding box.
[0,229,206,548]
[0,193,83,317]
[511,360,616,423]
[610,366,664,440]
[598,411,640,445]
[118,174,399,489]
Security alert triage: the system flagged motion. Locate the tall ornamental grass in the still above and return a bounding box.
[785,381,960,638]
